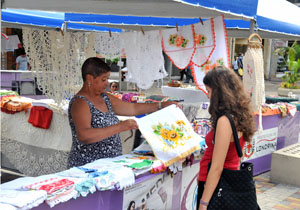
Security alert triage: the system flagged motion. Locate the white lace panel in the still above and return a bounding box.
[1,109,71,176]
[95,32,121,60]
[243,47,266,112]
[22,28,96,106]
[121,30,167,90]
[161,24,195,69]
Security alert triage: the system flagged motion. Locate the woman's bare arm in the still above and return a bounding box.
[107,93,179,116]
[199,116,232,209]
[70,98,138,144]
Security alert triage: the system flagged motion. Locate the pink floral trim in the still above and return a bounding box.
[191,62,208,95]
[222,15,231,69]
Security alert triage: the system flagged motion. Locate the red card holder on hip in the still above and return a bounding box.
[28,106,53,129]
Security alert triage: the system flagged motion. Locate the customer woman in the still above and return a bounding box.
[197,67,255,210]
[68,57,177,168]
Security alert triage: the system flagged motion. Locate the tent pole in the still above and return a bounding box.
[168,59,172,81]
[249,19,255,34]
[64,21,68,32]
[119,56,122,91]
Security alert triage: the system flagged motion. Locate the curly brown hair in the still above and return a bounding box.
[203,67,256,142]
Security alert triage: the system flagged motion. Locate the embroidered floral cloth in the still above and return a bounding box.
[192,15,230,93]
[136,105,201,166]
[192,18,216,67]
[161,24,195,69]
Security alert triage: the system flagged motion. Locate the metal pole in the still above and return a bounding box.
[168,59,172,81]
[249,19,255,35]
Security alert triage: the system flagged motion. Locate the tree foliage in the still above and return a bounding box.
[276,41,300,89]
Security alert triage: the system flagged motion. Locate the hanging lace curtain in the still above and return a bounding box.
[121,30,167,90]
[23,28,95,106]
[95,32,121,60]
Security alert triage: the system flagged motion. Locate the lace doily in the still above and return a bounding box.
[22,28,96,106]
[121,30,167,90]
[95,32,121,60]
[161,25,195,69]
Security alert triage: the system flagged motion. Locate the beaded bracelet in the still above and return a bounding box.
[200,199,209,207]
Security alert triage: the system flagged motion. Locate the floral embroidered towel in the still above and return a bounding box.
[161,25,195,69]
[136,105,201,166]
[192,15,230,93]
[192,18,216,67]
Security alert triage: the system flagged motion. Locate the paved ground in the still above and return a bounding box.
[2,77,300,210]
[255,172,300,210]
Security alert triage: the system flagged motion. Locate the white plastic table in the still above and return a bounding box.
[161,86,209,103]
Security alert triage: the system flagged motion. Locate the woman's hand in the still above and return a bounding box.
[162,101,182,109]
[119,119,139,131]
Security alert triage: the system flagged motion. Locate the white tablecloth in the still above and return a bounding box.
[1,109,136,176]
[161,86,209,103]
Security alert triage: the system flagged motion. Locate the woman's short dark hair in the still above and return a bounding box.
[81,57,111,82]
[203,67,255,142]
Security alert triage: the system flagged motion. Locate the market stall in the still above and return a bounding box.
[1,91,300,210]
[2,1,300,210]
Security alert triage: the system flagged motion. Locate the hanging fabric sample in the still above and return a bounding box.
[22,28,96,106]
[161,24,195,69]
[136,105,201,167]
[192,15,231,93]
[121,30,167,90]
[243,33,265,131]
[95,32,121,60]
[192,18,216,67]
[243,35,266,112]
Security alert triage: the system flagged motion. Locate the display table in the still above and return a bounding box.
[29,112,300,210]
[1,102,300,210]
[28,161,200,210]
[161,86,209,103]
[248,111,300,175]
[265,95,298,104]
[1,109,136,176]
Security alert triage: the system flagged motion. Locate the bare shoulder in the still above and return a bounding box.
[215,115,233,142]
[70,97,89,114]
[217,115,231,127]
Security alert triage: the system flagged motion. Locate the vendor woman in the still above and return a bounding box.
[68,57,177,168]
